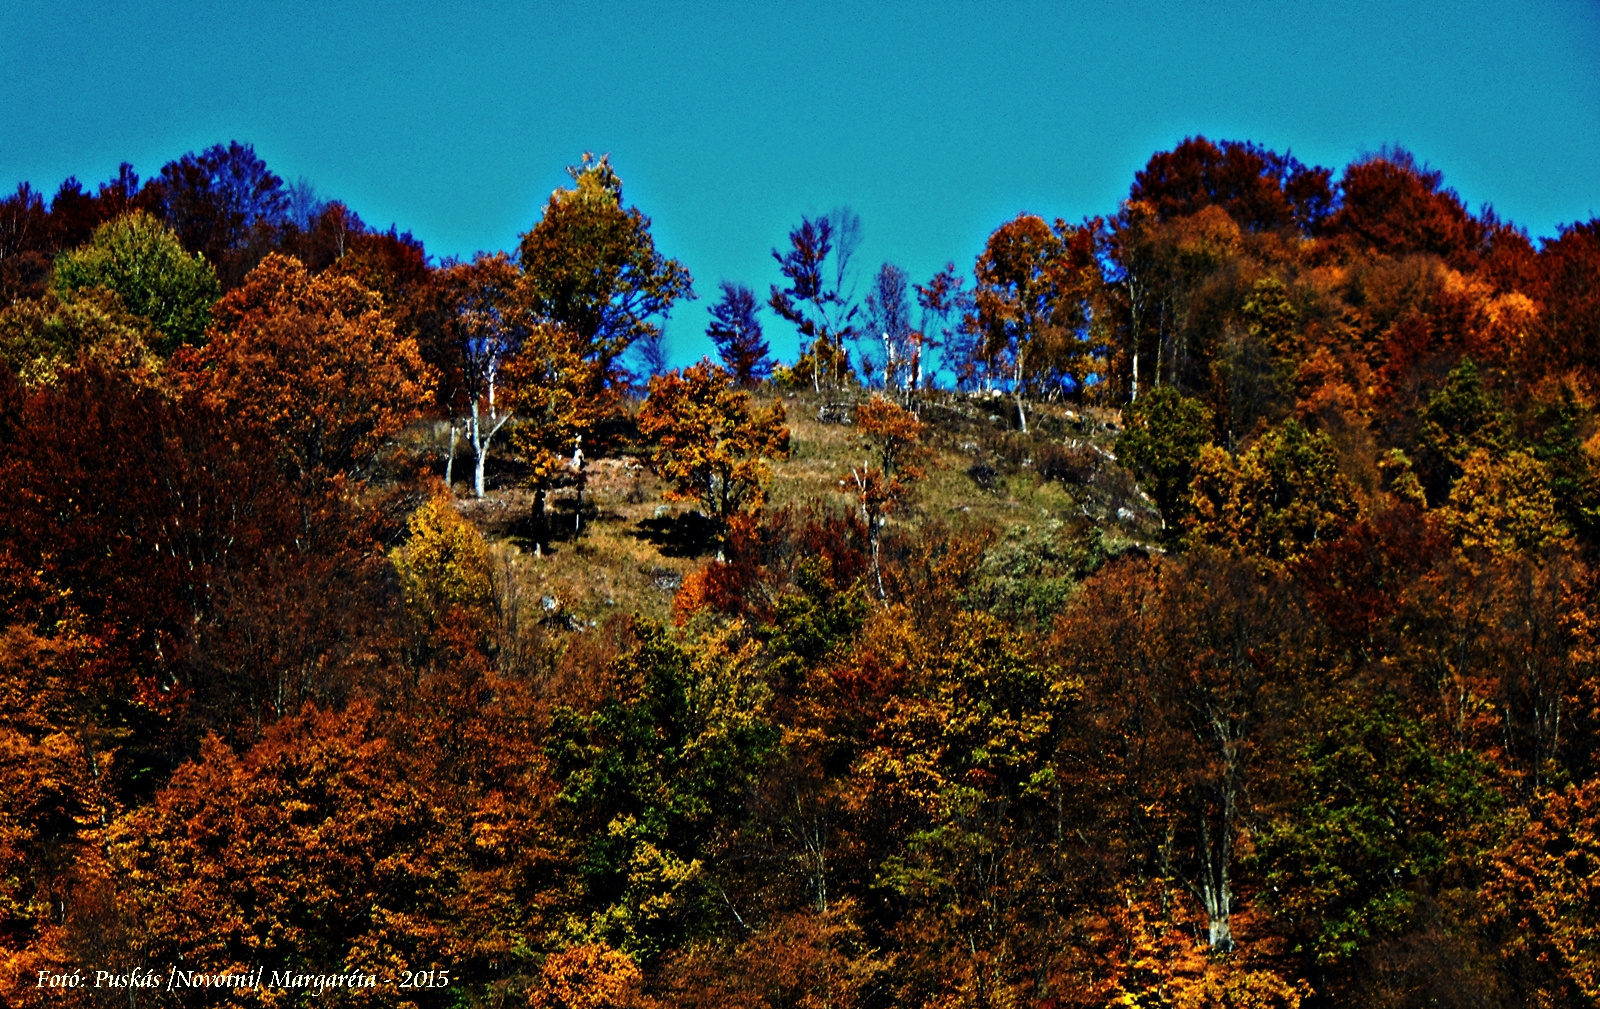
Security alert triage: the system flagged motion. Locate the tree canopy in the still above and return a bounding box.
[6,136,1600,1009]
[517,153,693,380]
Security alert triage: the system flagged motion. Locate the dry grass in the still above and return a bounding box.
[440,388,1162,636]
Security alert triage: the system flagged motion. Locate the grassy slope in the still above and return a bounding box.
[448,390,1164,632]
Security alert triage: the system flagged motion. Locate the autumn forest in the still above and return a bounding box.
[3,136,1600,1007]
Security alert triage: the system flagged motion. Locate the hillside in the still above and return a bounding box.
[449,390,1152,634]
[4,136,1600,1009]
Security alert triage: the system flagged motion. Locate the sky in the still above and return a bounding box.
[4,0,1599,365]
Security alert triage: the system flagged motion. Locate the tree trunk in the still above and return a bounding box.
[573,464,585,535]
[1196,812,1235,950]
[469,401,486,499]
[1013,352,1029,434]
[444,422,459,489]
[533,488,546,557]
[870,517,885,599]
[467,400,511,500]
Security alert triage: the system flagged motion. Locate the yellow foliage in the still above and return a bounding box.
[637,361,789,522]
[1186,420,1356,563]
[1441,448,1569,557]
[0,288,157,387]
[529,941,645,1009]
[390,495,495,631]
[1171,966,1309,1009]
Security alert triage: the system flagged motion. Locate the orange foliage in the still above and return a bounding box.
[177,253,433,480]
[528,942,647,1009]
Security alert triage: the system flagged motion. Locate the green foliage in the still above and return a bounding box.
[0,288,155,385]
[1215,275,1300,439]
[964,520,1105,628]
[1241,275,1300,358]
[16,136,1600,1009]
[52,211,220,354]
[857,611,1078,1001]
[1417,357,1511,501]
[1118,385,1216,540]
[545,622,776,960]
[1186,418,1357,562]
[757,556,869,686]
[517,154,694,377]
[1524,384,1600,542]
[1253,698,1501,964]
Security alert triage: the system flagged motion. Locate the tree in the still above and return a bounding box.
[506,324,609,551]
[0,287,155,385]
[1217,275,1300,445]
[389,493,496,645]
[972,214,1102,431]
[517,153,693,379]
[631,329,671,386]
[108,703,466,996]
[1440,448,1569,557]
[0,182,53,302]
[847,395,928,597]
[530,943,648,1009]
[657,905,880,1009]
[545,622,776,960]
[1056,551,1314,951]
[141,140,291,287]
[913,263,970,392]
[1524,382,1600,544]
[436,253,529,497]
[854,609,1079,1004]
[1531,218,1600,387]
[860,262,913,391]
[1486,777,1600,1004]
[769,211,861,392]
[916,263,977,390]
[1326,148,1486,269]
[47,172,121,252]
[0,616,118,1009]
[1186,419,1357,563]
[1254,697,1499,968]
[706,281,770,387]
[1107,201,1248,401]
[279,200,369,274]
[1415,356,1511,502]
[177,253,431,481]
[52,211,220,354]
[637,362,789,554]
[1127,136,1334,235]
[1117,385,1215,541]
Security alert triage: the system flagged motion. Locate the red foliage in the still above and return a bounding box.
[1529,219,1600,388]
[1129,135,1333,233]
[1294,505,1451,657]
[1327,151,1486,268]
[674,505,869,625]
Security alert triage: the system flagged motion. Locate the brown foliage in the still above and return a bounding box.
[658,905,880,1009]
[176,253,432,480]
[1327,151,1486,270]
[638,361,789,528]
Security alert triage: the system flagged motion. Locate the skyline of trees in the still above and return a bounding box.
[3,133,1600,1007]
[4,135,1589,406]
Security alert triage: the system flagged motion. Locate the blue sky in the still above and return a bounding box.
[4,0,1598,365]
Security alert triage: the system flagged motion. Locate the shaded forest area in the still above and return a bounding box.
[3,136,1600,1007]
